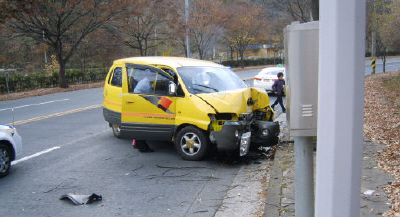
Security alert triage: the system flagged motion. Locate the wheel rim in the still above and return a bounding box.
[0,147,10,174]
[180,132,201,156]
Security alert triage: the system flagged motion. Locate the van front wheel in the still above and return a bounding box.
[175,126,209,161]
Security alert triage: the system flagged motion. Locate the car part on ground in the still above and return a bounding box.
[60,193,102,205]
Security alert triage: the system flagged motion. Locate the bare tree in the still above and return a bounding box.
[225,2,267,68]
[367,0,393,73]
[380,1,400,51]
[110,0,177,57]
[285,0,311,22]
[6,0,123,88]
[379,1,400,86]
[70,29,120,71]
[0,0,33,24]
[166,1,190,57]
[189,0,227,60]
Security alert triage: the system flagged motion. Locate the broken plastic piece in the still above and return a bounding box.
[60,193,102,205]
[363,190,375,196]
[259,146,272,153]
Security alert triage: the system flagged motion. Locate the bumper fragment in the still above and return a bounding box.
[251,121,280,146]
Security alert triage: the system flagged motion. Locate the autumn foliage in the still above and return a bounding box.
[3,0,126,88]
[364,70,400,216]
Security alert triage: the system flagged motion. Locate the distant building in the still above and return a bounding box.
[228,44,284,60]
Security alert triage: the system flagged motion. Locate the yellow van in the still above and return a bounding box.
[103,57,279,160]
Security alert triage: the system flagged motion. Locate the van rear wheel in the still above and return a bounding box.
[175,126,209,161]
[111,124,123,138]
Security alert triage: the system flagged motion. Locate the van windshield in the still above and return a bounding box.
[177,66,248,94]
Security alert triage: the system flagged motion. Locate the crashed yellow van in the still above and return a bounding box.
[103,57,279,160]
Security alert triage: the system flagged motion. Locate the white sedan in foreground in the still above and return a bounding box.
[253,67,285,91]
[0,125,22,177]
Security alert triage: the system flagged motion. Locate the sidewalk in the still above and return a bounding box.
[264,113,393,216]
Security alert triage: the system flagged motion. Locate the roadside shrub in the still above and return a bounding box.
[0,68,108,94]
[221,57,283,68]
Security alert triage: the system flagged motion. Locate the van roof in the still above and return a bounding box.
[113,56,224,69]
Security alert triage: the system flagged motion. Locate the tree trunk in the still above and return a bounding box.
[58,60,68,88]
[198,46,204,60]
[144,39,148,56]
[383,53,386,73]
[239,50,245,68]
[311,0,319,21]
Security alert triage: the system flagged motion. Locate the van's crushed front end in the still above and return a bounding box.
[210,112,279,156]
[198,88,280,156]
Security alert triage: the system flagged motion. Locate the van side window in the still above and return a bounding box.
[126,67,171,95]
[110,67,122,87]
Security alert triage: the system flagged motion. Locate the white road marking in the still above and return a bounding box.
[0,99,70,112]
[12,146,61,165]
[11,129,109,165]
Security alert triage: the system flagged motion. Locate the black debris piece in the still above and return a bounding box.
[60,193,102,205]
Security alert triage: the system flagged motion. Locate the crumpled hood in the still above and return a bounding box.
[196,88,270,114]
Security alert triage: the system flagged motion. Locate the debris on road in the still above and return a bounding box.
[60,193,102,205]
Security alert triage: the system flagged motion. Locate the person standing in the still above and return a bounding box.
[271,72,286,113]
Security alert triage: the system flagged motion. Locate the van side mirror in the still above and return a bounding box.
[168,82,177,96]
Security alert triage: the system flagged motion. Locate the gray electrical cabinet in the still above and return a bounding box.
[284,21,319,136]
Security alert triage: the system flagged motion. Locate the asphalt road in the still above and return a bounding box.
[3,57,394,216]
[365,57,400,75]
[0,70,276,217]
[0,91,250,216]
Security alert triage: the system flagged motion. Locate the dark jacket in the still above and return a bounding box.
[272,79,285,95]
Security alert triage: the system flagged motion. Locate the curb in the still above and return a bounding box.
[264,148,283,216]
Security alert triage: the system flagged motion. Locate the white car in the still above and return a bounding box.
[0,125,22,177]
[253,67,285,91]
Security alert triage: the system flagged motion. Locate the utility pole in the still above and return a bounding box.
[155,28,157,56]
[185,0,191,58]
[316,1,366,217]
[43,30,47,64]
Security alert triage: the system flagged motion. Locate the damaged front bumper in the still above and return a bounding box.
[211,120,280,156]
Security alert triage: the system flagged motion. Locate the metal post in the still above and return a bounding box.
[185,0,190,58]
[6,72,10,95]
[316,1,366,217]
[295,136,315,217]
[155,28,157,56]
[43,30,47,64]
[371,32,376,74]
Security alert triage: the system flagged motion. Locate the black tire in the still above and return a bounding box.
[0,143,11,178]
[175,126,209,161]
[111,124,123,138]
